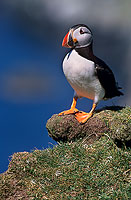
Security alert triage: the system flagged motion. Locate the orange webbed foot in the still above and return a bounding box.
[75,111,93,124]
[58,108,79,116]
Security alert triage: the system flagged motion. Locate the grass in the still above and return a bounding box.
[0,136,130,199]
[0,106,131,199]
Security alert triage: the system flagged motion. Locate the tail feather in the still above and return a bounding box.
[116,90,124,97]
[104,88,124,99]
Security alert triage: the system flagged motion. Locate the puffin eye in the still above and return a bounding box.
[80,28,84,34]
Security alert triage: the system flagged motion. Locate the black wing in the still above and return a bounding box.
[94,56,123,99]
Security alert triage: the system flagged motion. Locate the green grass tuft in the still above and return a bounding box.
[0,137,130,199]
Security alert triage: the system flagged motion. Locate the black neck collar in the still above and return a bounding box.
[75,43,94,61]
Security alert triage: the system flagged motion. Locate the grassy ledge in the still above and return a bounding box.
[0,107,131,199]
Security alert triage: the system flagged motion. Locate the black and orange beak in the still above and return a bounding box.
[62,31,70,47]
[62,30,77,48]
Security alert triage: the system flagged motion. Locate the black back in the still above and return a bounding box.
[75,45,123,99]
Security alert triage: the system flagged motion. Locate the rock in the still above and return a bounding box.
[46,113,108,144]
[46,106,131,147]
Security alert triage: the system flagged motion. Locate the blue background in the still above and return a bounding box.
[0,1,130,173]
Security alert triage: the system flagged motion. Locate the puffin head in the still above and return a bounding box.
[62,24,93,49]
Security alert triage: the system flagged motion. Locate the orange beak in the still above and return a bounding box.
[62,31,70,48]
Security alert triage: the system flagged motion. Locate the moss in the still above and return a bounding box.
[46,106,131,147]
[46,114,108,144]
[97,106,131,147]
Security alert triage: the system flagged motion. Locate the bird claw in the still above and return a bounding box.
[75,111,93,124]
[58,108,79,116]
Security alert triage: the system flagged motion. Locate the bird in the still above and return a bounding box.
[59,24,123,123]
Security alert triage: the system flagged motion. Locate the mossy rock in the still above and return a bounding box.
[46,106,131,147]
[97,106,131,147]
[46,114,108,144]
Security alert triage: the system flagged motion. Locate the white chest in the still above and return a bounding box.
[63,50,105,102]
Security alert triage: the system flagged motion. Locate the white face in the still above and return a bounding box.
[72,26,93,48]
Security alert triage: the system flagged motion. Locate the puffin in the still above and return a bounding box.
[59,24,123,123]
